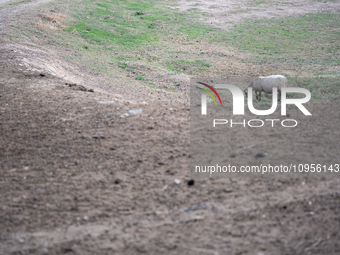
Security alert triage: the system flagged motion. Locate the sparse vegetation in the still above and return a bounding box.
[36,12,66,31]
[224,13,340,66]
[8,0,340,101]
[26,0,230,92]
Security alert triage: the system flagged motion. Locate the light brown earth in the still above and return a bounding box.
[176,0,340,30]
[1,0,340,255]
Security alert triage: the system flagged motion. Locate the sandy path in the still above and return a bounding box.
[0,0,53,29]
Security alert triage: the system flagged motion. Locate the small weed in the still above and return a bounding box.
[134,11,145,16]
[167,65,181,74]
[135,74,146,80]
[148,23,157,29]
[147,82,161,89]
[118,62,128,69]
[117,62,138,74]
[97,3,109,8]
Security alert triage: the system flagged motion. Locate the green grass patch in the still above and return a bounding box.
[39,0,229,91]
[71,21,158,47]
[166,65,181,74]
[175,59,211,67]
[135,74,146,80]
[225,12,340,66]
[15,0,339,102]
[243,77,340,103]
[314,70,340,76]
[65,0,225,50]
[288,77,340,101]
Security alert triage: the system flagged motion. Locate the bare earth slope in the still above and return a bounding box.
[0,1,340,255]
[0,0,54,29]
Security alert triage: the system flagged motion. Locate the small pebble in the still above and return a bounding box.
[41,247,49,253]
[114,178,120,184]
[187,179,195,186]
[255,153,265,158]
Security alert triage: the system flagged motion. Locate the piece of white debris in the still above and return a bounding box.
[174,179,181,184]
[129,108,142,114]
[17,237,25,243]
[98,100,115,104]
[119,113,129,118]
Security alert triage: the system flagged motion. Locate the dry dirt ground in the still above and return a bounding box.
[1,0,340,255]
[177,0,340,30]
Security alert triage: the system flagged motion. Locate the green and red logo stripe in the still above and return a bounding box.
[196,82,223,106]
